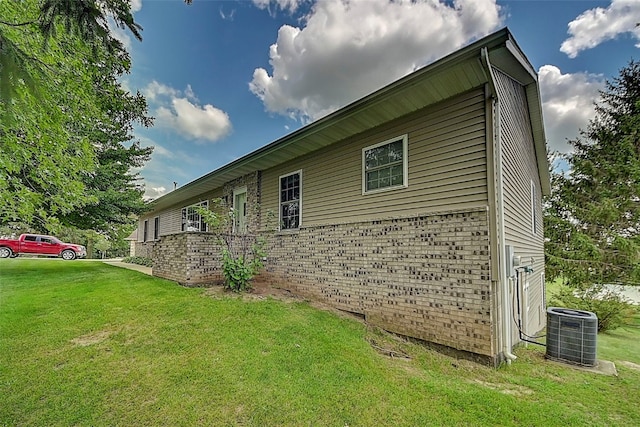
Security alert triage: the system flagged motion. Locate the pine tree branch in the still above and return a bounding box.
[0,20,37,27]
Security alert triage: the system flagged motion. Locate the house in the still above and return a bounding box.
[136,28,550,365]
[124,228,138,257]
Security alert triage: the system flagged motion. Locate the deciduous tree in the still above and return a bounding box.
[0,0,152,235]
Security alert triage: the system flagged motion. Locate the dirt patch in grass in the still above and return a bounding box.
[472,380,534,397]
[70,330,112,347]
[619,361,640,372]
[202,278,306,302]
[203,278,362,322]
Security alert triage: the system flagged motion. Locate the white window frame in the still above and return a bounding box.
[232,186,248,234]
[143,219,149,242]
[181,201,209,232]
[279,170,302,231]
[362,134,408,195]
[153,216,160,240]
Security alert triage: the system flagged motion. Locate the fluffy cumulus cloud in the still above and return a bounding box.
[143,81,180,101]
[561,0,640,58]
[253,0,304,14]
[250,0,502,122]
[143,81,232,143]
[144,186,167,201]
[538,65,605,153]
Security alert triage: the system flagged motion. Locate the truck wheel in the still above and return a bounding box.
[0,247,12,258]
[61,250,77,260]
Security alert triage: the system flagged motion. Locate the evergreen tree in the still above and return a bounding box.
[545,60,640,288]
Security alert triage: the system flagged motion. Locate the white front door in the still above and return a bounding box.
[233,188,247,234]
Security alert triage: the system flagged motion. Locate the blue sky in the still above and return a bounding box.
[115,0,640,199]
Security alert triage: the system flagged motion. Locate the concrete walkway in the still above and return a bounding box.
[102,259,152,275]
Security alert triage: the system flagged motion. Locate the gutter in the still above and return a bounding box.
[481,46,517,364]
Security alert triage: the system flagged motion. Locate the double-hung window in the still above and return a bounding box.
[363,135,408,194]
[280,171,301,230]
[143,220,149,242]
[181,201,208,232]
[153,217,160,240]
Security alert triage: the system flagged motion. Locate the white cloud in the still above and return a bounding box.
[130,0,143,14]
[253,0,304,14]
[250,0,502,122]
[538,65,605,153]
[143,80,232,143]
[110,25,133,50]
[143,81,180,102]
[144,185,167,201]
[219,6,236,21]
[156,98,232,142]
[561,0,640,58]
[184,84,198,102]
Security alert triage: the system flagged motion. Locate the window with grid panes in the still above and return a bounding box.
[363,135,407,193]
[181,201,208,232]
[280,171,301,230]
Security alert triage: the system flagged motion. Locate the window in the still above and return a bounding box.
[280,171,301,230]
[363,135,408,194]
[181,201,208,232]
[143,220,148,242]
[24,235,37,242]
[531,180,538,235]
[233,187,248,234]
[153,217,159,240]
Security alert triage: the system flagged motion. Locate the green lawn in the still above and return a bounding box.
[1,259,639,426]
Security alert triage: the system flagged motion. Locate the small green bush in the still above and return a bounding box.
[122,256,153,267]
[550,284,639,332]
[220,250,259,292]
[194,201,272,293]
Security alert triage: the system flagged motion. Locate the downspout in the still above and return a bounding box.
[481,47,517,363]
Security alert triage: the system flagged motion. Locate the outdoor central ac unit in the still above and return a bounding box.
[546,307,598,367]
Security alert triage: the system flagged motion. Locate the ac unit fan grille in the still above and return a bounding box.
[546,307,598,367]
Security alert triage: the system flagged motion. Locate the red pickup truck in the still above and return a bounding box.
[0,234,87,260]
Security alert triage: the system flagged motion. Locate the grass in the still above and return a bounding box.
[1,259,640,426]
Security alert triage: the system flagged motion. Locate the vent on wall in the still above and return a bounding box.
[546,307,598,367]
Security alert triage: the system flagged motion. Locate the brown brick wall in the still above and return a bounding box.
[152,233,224,286]
[134,241,154,259]
[259,208,494,357]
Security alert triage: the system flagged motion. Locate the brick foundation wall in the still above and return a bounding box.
[150,208,495,358]
[259,209,494,357]
[152,233,224,286]
[134,241,154,259]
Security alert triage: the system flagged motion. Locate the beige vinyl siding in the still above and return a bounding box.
[262,89,489,227]
[139,188,223,239]
[493,68,546,336]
